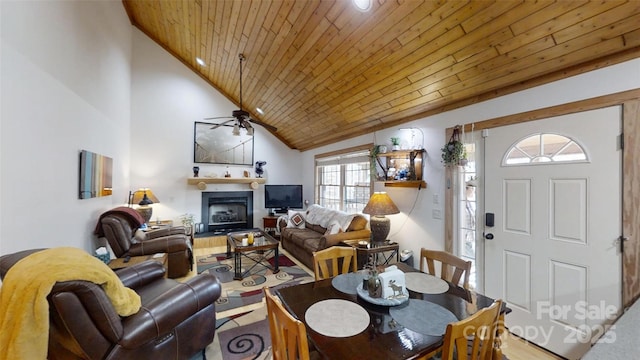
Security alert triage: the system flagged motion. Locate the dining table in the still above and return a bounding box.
[274,262,508,360]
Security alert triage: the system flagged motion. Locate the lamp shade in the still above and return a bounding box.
[129,188,159,224]
[131,188,159,205]
[362,192,399,216]
[363,192,399,243]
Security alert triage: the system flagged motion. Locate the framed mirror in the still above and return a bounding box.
[193,121,254,165]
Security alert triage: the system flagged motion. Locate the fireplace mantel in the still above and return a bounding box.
[187,177,266,190]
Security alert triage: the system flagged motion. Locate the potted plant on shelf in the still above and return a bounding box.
[390,137,401,151]
[179,213,195,236]
[441,126,467,166]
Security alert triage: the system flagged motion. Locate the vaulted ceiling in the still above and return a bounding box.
[123,0,640,151]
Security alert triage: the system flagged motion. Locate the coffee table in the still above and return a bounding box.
[226,229,280,280]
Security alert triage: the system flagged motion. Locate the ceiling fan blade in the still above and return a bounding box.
[202,118,235,129]
[248,118,277,132]
[203,116,235,121]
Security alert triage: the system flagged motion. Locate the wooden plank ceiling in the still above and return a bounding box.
[123,0,640,151]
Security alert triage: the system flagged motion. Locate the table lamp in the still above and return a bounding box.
[129,188,160,224]
[362,192,399,243]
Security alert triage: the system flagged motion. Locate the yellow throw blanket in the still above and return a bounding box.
[0,247,141,359]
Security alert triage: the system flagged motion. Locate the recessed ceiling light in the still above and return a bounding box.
[256,107,264,115]
[353,0,371,12]
[196,57,205,66]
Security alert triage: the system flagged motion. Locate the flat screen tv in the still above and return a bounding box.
[265,185,303,213]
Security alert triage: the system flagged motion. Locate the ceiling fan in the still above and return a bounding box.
[204,53,277,135]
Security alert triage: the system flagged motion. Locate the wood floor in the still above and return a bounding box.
[501,332,564,360]
[189,236,564,360]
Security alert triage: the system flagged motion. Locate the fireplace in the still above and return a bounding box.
[201,191,253,234]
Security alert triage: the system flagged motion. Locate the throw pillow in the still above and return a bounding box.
[347,215,368,231]
[287,210,306,229]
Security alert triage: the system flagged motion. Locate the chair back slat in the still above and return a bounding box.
[441,299,503,360]
[420,248,472,289]
[312,247,357,281]
[265,287,311,360]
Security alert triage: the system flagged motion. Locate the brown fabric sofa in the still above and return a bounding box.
[0,249,221,360]
[278,205,370,269]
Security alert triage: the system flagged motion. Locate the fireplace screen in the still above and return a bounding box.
[201,191,253,234]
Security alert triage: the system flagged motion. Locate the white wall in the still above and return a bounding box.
[0,1,132,254]
[130,29,302,227]
[301,58,640,263]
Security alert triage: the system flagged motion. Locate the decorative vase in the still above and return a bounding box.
[391,145,400,151]
[378,145,387,153]
[367,272,382,298]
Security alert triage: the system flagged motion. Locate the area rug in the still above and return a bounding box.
[191,250,314,360]
[196,251,314,318]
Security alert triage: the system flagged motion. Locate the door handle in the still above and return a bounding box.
[484,232,494,240]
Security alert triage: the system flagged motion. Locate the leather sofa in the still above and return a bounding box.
[96,208,193,278]
[0,249,221,360]
[278,204,370,269]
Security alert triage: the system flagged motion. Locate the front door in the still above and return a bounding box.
[483,106,622,359]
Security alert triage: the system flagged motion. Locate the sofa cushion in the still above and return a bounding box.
[305,222,326,234]
[285,228,323,252]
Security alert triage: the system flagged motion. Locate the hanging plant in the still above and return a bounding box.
[369,145,387,181]
[441,126,466,166]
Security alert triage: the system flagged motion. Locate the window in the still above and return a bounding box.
[504,133,588,165]
[457,143,477,288]
[315,145,372,213]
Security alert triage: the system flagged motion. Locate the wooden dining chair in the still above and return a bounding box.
[440,299,503,360]
[264,286,313,360]
[312,246,357,281]
[420,248,472,289]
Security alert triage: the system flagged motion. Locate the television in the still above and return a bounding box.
[265,185,303,213]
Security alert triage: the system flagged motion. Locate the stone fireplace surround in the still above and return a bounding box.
[200,191,253,235]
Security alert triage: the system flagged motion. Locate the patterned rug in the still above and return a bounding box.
[192,251,314,360]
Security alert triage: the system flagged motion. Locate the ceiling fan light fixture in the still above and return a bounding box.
[246,126,254,136]
[353,0,372,12]
[232,124,240,136]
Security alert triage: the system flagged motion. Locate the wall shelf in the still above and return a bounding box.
[374,149,426,188]
[383,180,427,188]
[187,177,266,190]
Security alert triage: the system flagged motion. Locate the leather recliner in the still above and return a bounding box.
[99,211,193,278]
[0,249,221,360]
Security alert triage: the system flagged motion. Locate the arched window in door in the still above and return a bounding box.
[503,133,588,165]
